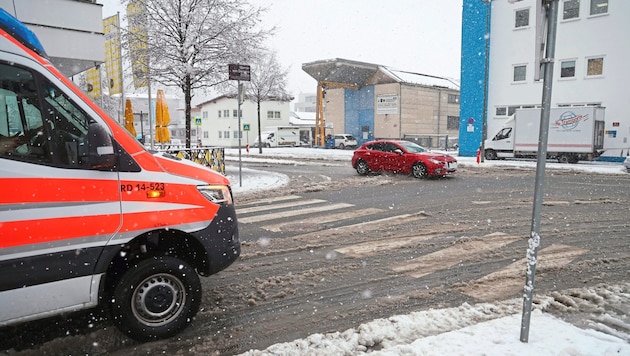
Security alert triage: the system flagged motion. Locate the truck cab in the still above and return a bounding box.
[484,117,515,160]
[0,10,239,341]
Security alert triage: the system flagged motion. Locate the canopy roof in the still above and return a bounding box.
[302,58,459,91]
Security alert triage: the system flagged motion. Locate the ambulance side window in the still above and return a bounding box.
[0,63,49,163]
[40,80,91,168]
[0,62,104,169]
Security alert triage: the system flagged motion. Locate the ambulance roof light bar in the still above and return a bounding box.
[0,8,47,56]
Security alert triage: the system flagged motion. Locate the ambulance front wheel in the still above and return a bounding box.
[111,256,202,341]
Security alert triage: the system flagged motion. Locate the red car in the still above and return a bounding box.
[352,140,457,178]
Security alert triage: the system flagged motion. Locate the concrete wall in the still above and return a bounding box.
[0,0,105,76]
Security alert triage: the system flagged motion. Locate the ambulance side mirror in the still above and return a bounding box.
[88,122,116,170]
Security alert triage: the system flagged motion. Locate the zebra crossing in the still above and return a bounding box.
[236,195,588,302]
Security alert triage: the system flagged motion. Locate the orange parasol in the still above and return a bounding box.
[155,89,171,143]
[124,99,137,137]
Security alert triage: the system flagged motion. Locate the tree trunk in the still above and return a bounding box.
[184,74,192,149]
[257,99,262,154]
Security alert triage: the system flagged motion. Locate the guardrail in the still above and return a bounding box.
[160,146,226,175]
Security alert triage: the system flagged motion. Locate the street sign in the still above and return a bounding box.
[243,123,250,131]
[228,64,251,81]
[194,117,202,126]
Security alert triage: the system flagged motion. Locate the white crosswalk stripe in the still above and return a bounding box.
[239,203,354,224]
[236,199,327,215]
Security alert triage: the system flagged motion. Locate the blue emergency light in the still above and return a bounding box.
[0,8,47,56]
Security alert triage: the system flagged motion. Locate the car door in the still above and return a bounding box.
[362,142,385,171]
[380,142,405,172]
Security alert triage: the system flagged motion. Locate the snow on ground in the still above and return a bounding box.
[224,147,630,355]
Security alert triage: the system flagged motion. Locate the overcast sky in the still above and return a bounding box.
[251,0,463,95]
[102,0,463,98]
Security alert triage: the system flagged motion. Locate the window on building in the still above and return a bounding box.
[586,57,604,76]
[515,8,530,28]
[513,65,527,82]
[218,110,221,118]
[590,0,608,15]
[233,109,238,117]
[447,116,460,130]
[274,111,281,118]
[222,110,229,118]
[224,131,230,139]
[203,131,209,139]
[496,107,507,116]
[218,131,222,138]
[560,60,576,78]
[563,0,580,20]
[267,111,274,119]
[202,111,208,118]
[447,94,460,104]
[507,106,520,116]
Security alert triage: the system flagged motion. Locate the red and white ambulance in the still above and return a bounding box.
[0,10,239,341]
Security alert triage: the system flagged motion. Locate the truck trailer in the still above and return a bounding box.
[254,126,301,147]
[484,107,605,163]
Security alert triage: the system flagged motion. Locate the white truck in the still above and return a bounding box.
[254,126,301,147]
[484,107,605,164]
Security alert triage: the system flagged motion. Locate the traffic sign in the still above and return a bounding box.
[194,117,202,126]
[228,64,251,81]
[243,123,250,131]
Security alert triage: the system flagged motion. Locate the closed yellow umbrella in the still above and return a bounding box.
[155,89,171,143]
[124,99,137,137]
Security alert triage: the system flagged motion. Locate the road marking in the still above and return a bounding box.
[262,208,383,232]
[239,203,354,224]
[390,232,520,278]
[238,195,302,207]
[460,243,587,301]
[288,213,429,245]
[237,199,326,214]
[336,232,445,258]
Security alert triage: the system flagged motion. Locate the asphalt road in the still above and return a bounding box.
[2,162,629,355]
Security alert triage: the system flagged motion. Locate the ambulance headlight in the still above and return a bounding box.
[198,185,233,205]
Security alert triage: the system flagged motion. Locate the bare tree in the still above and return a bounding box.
[244,50,291,153]
[122,0,272,148]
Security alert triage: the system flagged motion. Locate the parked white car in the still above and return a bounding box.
[624,156,630,172]
[334,134,357,149]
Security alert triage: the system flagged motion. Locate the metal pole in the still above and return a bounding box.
[237,81,242,187]
[481,0,491,162]
[521,0,559,343]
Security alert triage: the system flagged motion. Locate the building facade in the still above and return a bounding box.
[304,59,460,149]
[460,0,628,160]
[0,0,104,76]
[197,95,293,147]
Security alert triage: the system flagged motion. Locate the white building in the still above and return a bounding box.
[197,95,293,147]
[293,92,317,113]
[460,0,628,160]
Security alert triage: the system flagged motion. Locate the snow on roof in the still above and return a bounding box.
[382,67,461,90]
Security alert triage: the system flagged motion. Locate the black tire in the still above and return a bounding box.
[484,149,497,160]
[339,143,345,149]
[412,162,428,178]
[356,160,370,175]
[557,154,571,164]
[111,256,201,341]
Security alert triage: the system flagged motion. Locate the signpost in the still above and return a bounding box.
[520,0,559,343]
[228,64,250,186]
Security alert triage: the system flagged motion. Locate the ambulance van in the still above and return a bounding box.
[0,10,239,341]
